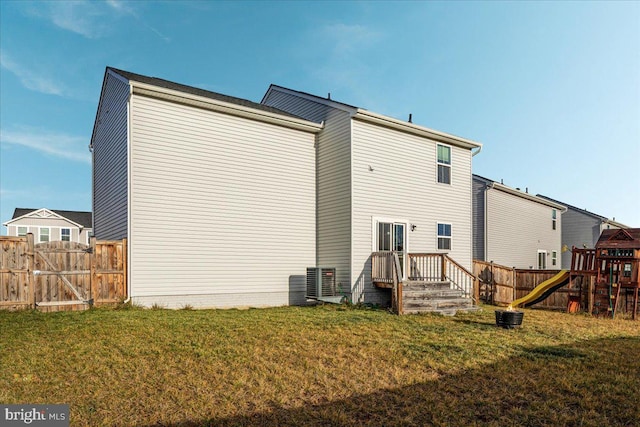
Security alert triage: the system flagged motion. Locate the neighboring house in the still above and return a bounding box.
[3,208,92,244]
[472,175,565,269]
[91,67,482,308]
[537,195,628,269]
[261,85,482,304]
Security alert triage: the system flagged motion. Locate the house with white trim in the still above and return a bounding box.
[91,67,482,308]
[3,208,92,244]
[472,175,566,269]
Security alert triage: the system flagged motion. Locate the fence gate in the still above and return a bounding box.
[34,241,93,310]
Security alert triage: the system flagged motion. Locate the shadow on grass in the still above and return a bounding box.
[143,336,640,427]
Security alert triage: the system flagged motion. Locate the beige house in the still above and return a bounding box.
[3,208,93,244]
[91,67,482,308]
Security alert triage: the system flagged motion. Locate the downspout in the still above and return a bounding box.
[123,85,133,304]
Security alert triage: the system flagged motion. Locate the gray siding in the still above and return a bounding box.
[92,72,130,240]
[486,189,562,269]
[263,89,353,302]
[128,94,316,307]
[560,209,600,269]
[351,119,474,304]
[472,178,486,261]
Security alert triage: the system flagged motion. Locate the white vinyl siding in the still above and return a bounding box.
[263,89,353,301]
[128,94,316,306]
[351,119,473,304]
[486,189,562,269]
[92,71,130,240]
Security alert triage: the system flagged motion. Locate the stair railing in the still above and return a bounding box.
[408,253,477,302]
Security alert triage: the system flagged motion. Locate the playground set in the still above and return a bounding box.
[510,228,640,320]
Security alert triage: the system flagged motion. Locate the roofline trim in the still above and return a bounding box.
[489,183,567,211]
[130,82,324,134]
[262,85,358,114]
[353,109,482,150]
[536,194,629,228]
[3,208,85,229]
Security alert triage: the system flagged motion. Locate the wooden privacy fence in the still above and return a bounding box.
[473,260,582,310]
[0,234,127,312]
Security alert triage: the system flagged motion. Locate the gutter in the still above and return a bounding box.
[353,108,482,150]
[490,182,567,212]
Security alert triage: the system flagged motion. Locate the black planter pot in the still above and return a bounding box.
[495,310,524,329]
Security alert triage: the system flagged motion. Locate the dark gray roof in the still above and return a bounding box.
[12,208,92,228]
[108,67,304,120]
[536,195,611,222]
[262,84,359,111]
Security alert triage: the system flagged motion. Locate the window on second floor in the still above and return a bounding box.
[552,209,557,230]
[437,144,451,184]
[552,251,557,266]
[17,226,28,236]
[61,228,71,242]
[39,228,50,243]
[437,223,452,250]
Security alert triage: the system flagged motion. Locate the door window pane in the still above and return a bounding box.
[378,223,392,251]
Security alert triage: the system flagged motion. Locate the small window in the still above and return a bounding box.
[61,228,71,242]
[437,144,451,184]
[552,209,557,230]
[40,228,50,243]
[551,251,557,266]
[17,226,28,236]
[623,263,632,277]
[437,223,452,250]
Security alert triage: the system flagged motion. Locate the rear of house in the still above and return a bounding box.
[91,68,322,308]
[473,175,565,269]
[263,85,482,304]
[92,69,482,308]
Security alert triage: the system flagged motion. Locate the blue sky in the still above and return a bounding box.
[1,0,639,232]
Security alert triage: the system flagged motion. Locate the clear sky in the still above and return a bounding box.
[1,0,639,232]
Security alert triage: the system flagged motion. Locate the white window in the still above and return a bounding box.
[61,228,71,242]
[551,251,557,266]
[437,144,451,184]
[437,223,452,250]
[17,226,28,236]
[552,209,557,230]
[39,228,50,243]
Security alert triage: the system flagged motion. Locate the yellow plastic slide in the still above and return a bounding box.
[510,270,570,308]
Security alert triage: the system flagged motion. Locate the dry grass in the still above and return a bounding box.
[1,304,639,426]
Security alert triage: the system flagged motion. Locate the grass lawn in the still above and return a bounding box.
[1,304,639,426]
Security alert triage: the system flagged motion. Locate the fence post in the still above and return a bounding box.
[441,255,446,281]
[90,237,97,304]
[26,233,35,309]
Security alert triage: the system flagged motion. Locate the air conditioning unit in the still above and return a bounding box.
[306,267,344,303]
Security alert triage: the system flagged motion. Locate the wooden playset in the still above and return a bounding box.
[569,229,640,319]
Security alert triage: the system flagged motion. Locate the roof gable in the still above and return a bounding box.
[596,228,640,249]
[4,208,92,228]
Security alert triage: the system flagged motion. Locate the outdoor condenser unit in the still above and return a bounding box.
[306,267,344,304]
